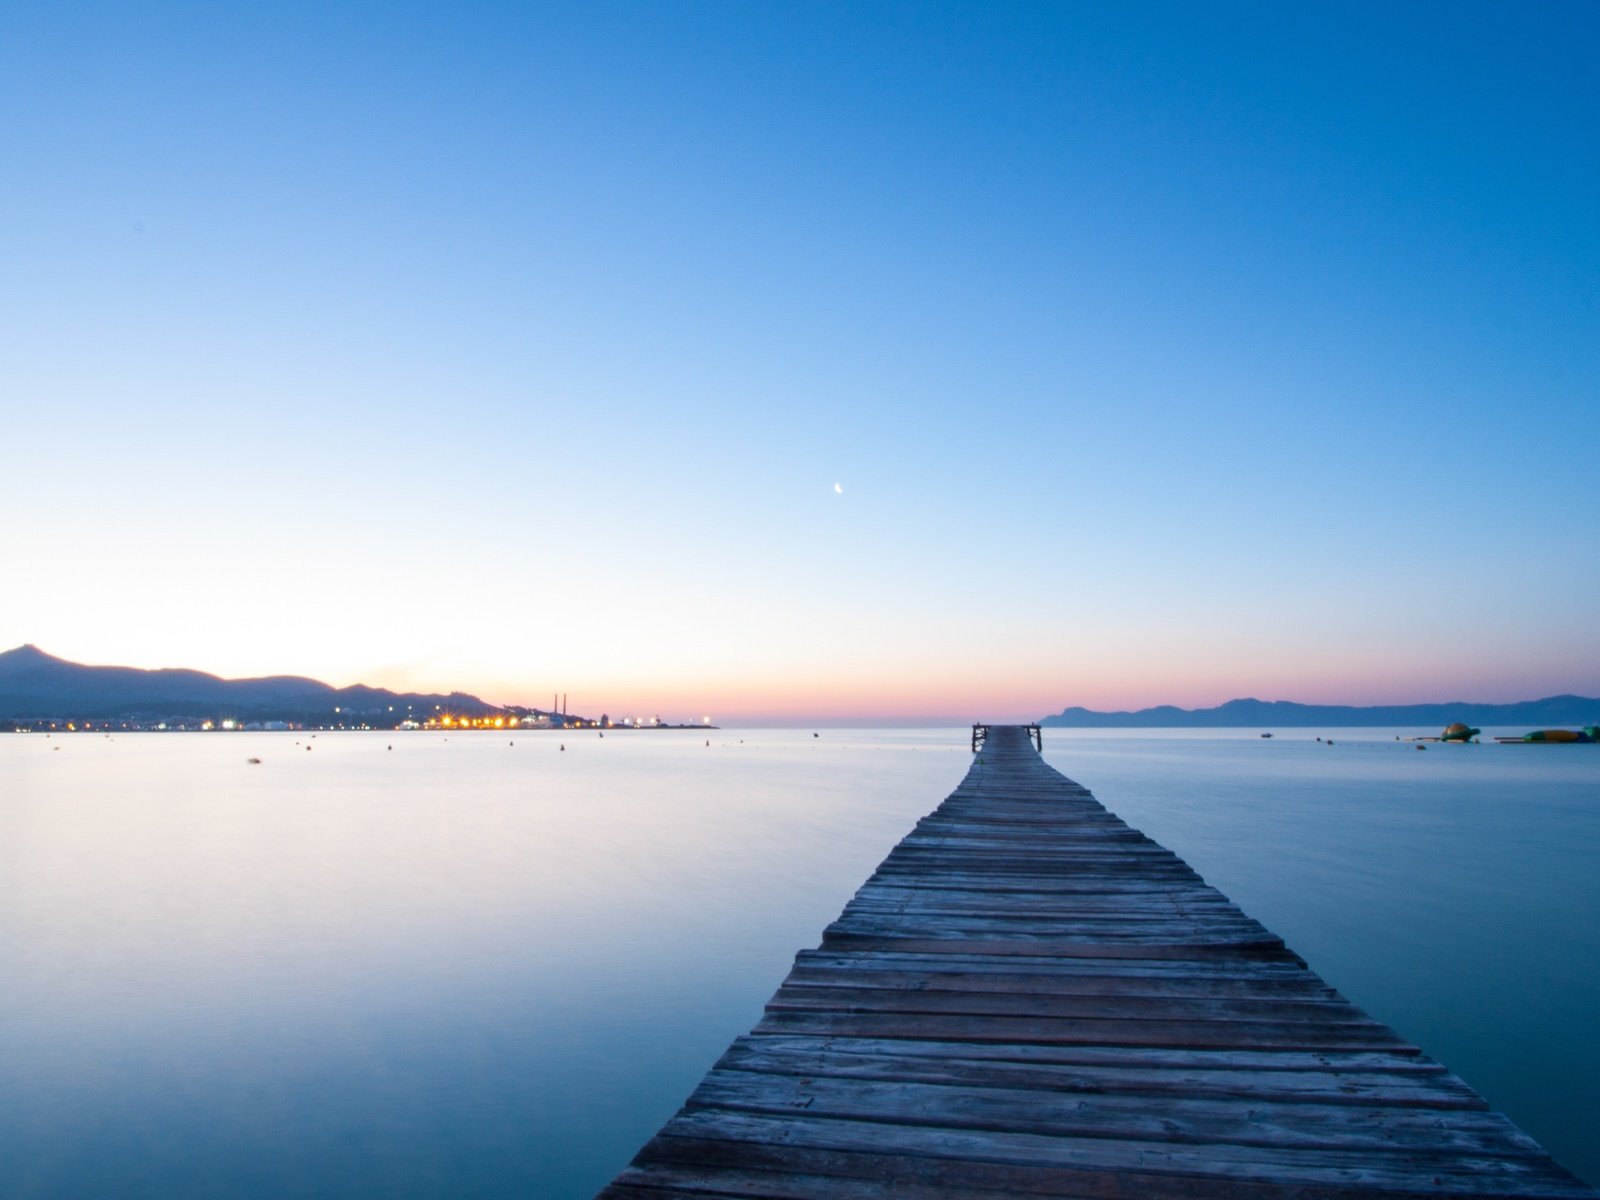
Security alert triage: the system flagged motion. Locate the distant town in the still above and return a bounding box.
[4,710,716,734]
[0,645,715,733]
[5,713,716,734]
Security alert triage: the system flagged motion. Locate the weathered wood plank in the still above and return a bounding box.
[861,874,1220,894]
[751,1009,1416,1051]
[818,931,1292,959]
[687,1071,1541,1156]
[763,983,1384,1025]
[643,1112,1594,1196]
[789,949,1321,981]
[782,966,1342,1002]
[735,1035,1451,1076]
[824,915,1276,939]
[714,1039,1487,1109]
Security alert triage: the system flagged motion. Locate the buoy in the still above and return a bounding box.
[560,744,565,752]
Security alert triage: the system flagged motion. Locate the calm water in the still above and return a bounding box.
[1,727,1596,1195]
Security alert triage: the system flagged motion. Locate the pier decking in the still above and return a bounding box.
[600,726,1593,1198]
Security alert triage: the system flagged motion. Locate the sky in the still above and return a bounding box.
[3,1,1596,723]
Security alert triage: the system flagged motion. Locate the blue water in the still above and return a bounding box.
[1,727,1596,1195]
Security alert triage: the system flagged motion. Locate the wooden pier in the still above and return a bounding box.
[600,725,1594,1199]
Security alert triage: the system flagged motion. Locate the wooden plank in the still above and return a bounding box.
[734,1035,1452,1076]
[604,1154,1573,1200]
[715,1040,1488,1109]
[834,908,1253,926]
[860,874,1218,894]
[751,1010,1415,1051]
[686,1071,1540,1157]
[602,1163,1034,1200]
[818,930,1292,958]
[790,948,1319,980]
[844,891,1245,912]
[643,1113,1595,1196]
[762,984,1383,1025]
[824,917,1276,940]
[781,968,1343,1002]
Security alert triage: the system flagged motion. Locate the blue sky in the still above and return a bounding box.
[3,1,1596,721]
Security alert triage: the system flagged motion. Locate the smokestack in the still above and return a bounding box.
[562,693,567,715]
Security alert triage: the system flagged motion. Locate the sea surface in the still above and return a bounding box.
[2,726,1597,1196]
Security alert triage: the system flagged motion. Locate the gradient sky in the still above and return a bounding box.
[3,1,1596,722]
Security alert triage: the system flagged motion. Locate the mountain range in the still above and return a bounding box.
[8,644,1596,730]
[1041,695,1600,728]
[0,644,502,723]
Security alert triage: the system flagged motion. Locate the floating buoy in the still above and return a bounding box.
[560,744,565,752]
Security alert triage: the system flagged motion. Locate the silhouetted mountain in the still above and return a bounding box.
[1041,695,1600,728]
[0,644,501,722]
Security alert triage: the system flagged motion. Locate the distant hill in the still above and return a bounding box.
[1041,695,1600,728]
[0,644,502,723]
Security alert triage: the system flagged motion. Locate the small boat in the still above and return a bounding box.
[1494,727,1599,744]
[1260,732,1272,739]
[1415,722,1481,743]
